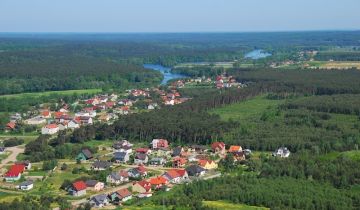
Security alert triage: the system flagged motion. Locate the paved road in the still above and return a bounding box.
[0,145,24,169]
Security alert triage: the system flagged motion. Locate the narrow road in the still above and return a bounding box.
[0,146,24,169]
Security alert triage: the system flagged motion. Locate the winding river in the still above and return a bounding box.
[143,64,188,85]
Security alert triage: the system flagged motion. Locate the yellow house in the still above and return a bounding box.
[198,159,218,170]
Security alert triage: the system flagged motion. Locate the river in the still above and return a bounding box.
[143,64,188,85]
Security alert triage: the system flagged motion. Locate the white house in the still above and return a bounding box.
[273,147,291,158]
[68,120,80,129]
[41,124,59,135]
[18,180,33,190]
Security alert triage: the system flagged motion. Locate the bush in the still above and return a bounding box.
[3,138,24,147]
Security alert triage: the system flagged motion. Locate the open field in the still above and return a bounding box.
[320,150,360,161]
[306,61,360,69]
[203,200,269,210]
[209,95,285,121]
[0,89,102,99]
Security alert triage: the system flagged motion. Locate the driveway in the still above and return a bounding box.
[0,146,25,169]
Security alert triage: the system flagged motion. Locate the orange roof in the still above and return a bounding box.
[54,112,64,118]
[165,169,181,179]
[149,176,168,185]
[173,157,187,164]
[229,145,242,152]
[211,142,225,150]
[6,122,16,129]
[42,110,50,117]
[45,124,58,129]
[175,169,187,177]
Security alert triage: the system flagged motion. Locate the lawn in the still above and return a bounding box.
[306,61,360,69]
[210,95,285,121]
[203,200,269,210]
[320,150,360,161]
[0,89,102,99]
[0,191,20,203]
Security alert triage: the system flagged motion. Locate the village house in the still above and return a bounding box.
[41,124,59,135]
[149,176,168,190]
[162,169,188,184]
[132,180,152,195]
[151,139,169,150]
[76,149,93,162]
[128,165,148,178]
[58,122,68,131]
[152,148,171,157]
[233,151,246,161]
[172,157,187,168]
[198,159,218,170]
[76,116,93,125]
[41,110,51,119]
[4,164,25,182]
[149,157,166,166]
[135,148,152,155]
[89,194,109,208]
[186,165,206,177]
[106,170,129,185]
[69,181,87,196]
[91,161,112,171]
[109,188,132,204]
[10,113,22,122]
[273,147,291,158]
[228,145,243,153]
[172,146,184,157]
[211,142,226,155]
[16,160,31,170]
[134,153,149,165]
[85,180,104,191]
[113,140,133,153]
[0,147,5,154]
[189,145,208,154]
[67,120,80,129]
[5,122,16,132]
[114,152,130,163]
[18,180,34,190]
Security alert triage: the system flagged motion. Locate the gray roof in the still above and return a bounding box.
[82,149,93,159]
[0,147,5,152]
[172,147,182,156]
[92,161,112,169]
[114,152,127,160]
[186,165,205,176]
[85,180,98,187]
[109,172,122,180]
[91,194,108,205]
[19,180,33,187]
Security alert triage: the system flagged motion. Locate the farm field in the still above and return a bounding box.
[306,61,360,69]
[203,200,269,210]
[0,89,102,99]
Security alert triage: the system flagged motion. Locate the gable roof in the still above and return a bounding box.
[136,165,147,174]
[136,148,150,153]
[114,152,128,160]
[135,180,151,191]
[45,124,58,129]
[92,161,112,169]
[172,147,183,156]
[85,180,99,187]
[135,153,147,160]
[72,181,87,191]
[91,194,108,204]
[6,122,16,129]
[117,188,132,199]
[164,169,181,179]
[81,149,93,159]
[229,145,242,153]
[211,142,225,150]
[149,176,168,185]
[198,159,214,167]
[186,165,205,175]
[5,164,25,177]
[19,180,33,187]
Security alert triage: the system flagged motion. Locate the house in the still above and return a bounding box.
[41,124,59,135]
[85,180,104,191]
[211,142,226,155]
[98,114,111,122]
[132,180,152,194]
[162,170,182,184]
[172,146,184,157]
[113,140,133,152]
[229,145,243,153]
[18,180,34,190]
[135,148,151,155]
[134,153,148,165]
[109,188,132,203]
[149,157,166,166]
[4,164,25,182]
[106,170,129,185]
[233,151,246,161]
[189,145,208,153]
[152,148,171,157]
[77,116,93,125]
[151,139,169,150]
[114,152,130,163]
[89,194,109,208]
[273,147,291,158]
[10,113,22,122]
[41,110,51,118]
[5,122,16,131]
[69,181,87,196]
[68,120,80,129]
[76,149,93,161]
[128,165,147,178]
[172,157,187,168]
[149,176,168,190]
[198,159,218,170]
[58,122,68,131]
[16,160,31,170]
[186,165,206,177]
[92,161,112,171]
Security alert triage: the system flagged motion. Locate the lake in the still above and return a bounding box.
[143,64,188,85]
[245,50,271,59]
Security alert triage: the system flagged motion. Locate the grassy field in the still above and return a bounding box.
[0,191,20,203]
[209,95,285,121]
[320,150,360,161]
[0,89,102,99]
[203,201,269,210]
[306,61,360,69]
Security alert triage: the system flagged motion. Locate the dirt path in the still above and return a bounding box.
[0,146,24,169]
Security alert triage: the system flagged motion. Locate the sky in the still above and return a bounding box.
[0,0,359,33]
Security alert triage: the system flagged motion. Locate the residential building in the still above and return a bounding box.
[198,159,218,170]
[4,164,25,182]
[273,147,291,158]
[69,181,87,196]
[41,124,59,135]
[76,149,93,162]
[91,161,112,171]
[85,180,104,191]
[132,180,152,194]
[89,194,109,208]
[18,180,33,190]
[211,142,226,155]
[114,152,130,163]
[186,165,206,177]
[151,139,169,150]
[134,153,148,165]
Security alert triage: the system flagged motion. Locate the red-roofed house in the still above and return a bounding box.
[198,159,218,170]
[172,157,187,168]
[162,169,188,184]
[41,124,59,135]
[132,180,152,194]
[70,181,87,196]
[6,122,16,131]
[41,110,51,119]
[229,145,243,153]
[4,164,25,182]
[151,139,169,150]
[211,142,226,155]
[149,176,168,189]
[135,148,151,155]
